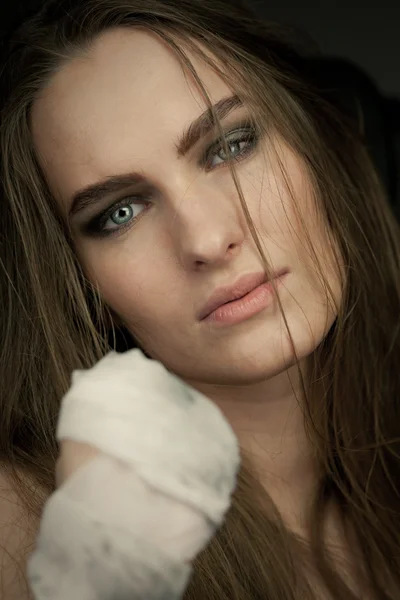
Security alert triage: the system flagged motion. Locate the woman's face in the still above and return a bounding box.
[31,28,341,388]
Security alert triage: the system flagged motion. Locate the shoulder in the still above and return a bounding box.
[0,467,44,600]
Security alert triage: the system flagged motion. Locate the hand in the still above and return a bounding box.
[28,349,240,600]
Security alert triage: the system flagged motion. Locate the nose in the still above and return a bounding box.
[169,181,247,271]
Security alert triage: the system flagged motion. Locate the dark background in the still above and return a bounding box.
[250,0,400,98]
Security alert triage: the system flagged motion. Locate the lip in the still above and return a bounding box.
[198,269,288,321]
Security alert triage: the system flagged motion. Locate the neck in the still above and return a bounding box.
[189,361,320,532]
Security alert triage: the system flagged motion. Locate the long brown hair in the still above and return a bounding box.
[1,1,400,598]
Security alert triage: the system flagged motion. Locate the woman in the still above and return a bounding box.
[0,0,399,598]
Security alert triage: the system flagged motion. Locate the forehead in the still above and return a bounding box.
[31,28,232,205]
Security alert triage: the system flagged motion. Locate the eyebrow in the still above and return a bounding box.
[68,94,243,219]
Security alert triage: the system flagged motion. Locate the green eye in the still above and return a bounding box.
[109,205,135,226]
[204,126,259,170]
[84,196,148,237]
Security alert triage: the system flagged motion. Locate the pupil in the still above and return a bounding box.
[113,206,132,224]
[220,142,238,159]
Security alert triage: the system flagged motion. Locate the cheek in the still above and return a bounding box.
[77,247,153,321]
[240,152,307,242]
[82,250,184,340]
[247,156,342,315]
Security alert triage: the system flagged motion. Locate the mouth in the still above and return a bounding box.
[198,269,288,321]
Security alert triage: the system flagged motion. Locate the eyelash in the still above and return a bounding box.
[84,124,259,238]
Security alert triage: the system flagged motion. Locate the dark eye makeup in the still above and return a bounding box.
[81,119,260,238]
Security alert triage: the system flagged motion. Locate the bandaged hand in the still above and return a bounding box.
[27,349,240,600]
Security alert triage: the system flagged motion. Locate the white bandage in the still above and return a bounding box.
[27,349,240,600]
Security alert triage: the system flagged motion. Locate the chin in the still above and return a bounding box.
[185,342,297,387]
[191,317,332,387]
